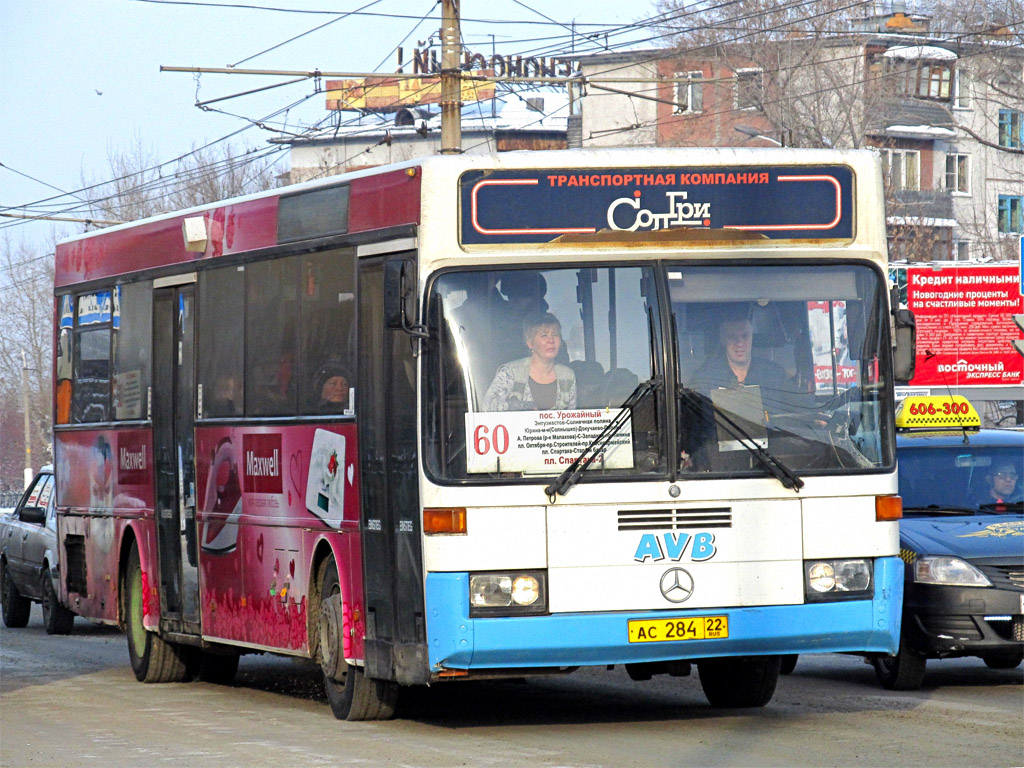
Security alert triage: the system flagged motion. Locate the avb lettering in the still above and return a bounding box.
[633,532,717,562]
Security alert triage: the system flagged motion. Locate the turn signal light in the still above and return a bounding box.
[424,507,467,535]
[875,495,902,521]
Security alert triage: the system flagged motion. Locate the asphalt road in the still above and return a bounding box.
[1,606,1021,768]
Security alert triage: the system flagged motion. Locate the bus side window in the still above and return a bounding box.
[198,266,245,418]
[299,248,356,415]
[112,283,152,420]
[245,257,300,417]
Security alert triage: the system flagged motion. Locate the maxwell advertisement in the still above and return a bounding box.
[899,265,1024,388]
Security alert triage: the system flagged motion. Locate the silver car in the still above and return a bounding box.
[1,466,75,634]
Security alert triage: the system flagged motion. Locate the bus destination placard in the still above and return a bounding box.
[460,165,854,245]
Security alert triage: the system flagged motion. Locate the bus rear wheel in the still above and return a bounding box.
[319,556,398,721]
[125,542,188,683]
[697,655,781,708]
[41,568,74,635]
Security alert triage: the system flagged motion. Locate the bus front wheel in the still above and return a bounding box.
[697,655,781,708]
[125,542,188,683]
[318,556,398,721]
[872,632,926,690]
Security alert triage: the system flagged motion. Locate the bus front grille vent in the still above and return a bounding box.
[617,508,732,531]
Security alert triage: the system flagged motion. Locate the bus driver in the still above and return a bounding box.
[483,311,577,412]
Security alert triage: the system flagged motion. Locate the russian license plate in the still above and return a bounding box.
[627,616,729,643]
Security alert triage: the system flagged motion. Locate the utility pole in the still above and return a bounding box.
[21,349,32,489]
[439,0,462,154]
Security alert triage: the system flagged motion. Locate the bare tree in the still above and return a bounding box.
[83,136,280,225]
[0,234,56,485]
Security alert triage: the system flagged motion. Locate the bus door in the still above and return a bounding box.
[152,280,201,634]
[356,252,427,684]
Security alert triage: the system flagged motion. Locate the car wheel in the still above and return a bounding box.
[41,568,74,635]
[982,650,1023,670]
[319,556,398,721]
[1,559,31,628]
[697,655,781,708]
[124,542,188,683]
[779,654,798,675]
[872,632,927,690]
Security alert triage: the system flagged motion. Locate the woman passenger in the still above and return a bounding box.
[483,311,576,411]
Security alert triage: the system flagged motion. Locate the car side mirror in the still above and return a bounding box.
[19,505,46,525]
[893,308,916,384]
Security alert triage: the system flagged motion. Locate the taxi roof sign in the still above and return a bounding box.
[895,395,981,430]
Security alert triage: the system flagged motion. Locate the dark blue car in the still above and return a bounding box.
[873,417,1023,690]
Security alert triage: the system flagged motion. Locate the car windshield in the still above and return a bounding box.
[898,443,1023,515]
[672,263,894,476]
[424,266,665,482]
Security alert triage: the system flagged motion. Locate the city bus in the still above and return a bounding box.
[53,148,913,720]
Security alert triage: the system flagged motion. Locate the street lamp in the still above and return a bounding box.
[734,124,783,146]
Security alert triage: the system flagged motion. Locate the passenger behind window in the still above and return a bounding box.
[483,312,576,412]
[311,359,351,414]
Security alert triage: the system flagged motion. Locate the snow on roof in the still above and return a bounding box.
[885,124,956,137]
[887,216,957,227]
[883,45,957,60]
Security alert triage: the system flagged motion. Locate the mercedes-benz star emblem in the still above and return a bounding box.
[659,568,695,603]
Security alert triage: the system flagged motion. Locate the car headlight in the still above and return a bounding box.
[469,570,548,617]
[914,556,992,587]
[804,559,873,602]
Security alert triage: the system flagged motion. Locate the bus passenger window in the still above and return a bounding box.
[72,291,113,423]
[299,248,356,416]
[245,257,299,416]
[198,267,244,418]
[112,283,152,420]
[56,295,74,425]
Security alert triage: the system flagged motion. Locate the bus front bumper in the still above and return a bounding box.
[425,556,902,672]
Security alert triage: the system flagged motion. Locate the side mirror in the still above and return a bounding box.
[384,260,428,338]
[19,505,46,525]
[893,308,916,384]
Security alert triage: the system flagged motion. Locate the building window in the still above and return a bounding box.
[954,241,969,261]
[952,69,970,109]
[734,68,763,111]
[998,194,1024,234]
[998,109,1023,148]
[673,71,704,114]
[944,153,969,194]
[885,58,953,100]
[881,149,920,191]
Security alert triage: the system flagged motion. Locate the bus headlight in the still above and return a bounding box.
[804,559,872,602]
[469,570,548,617]
[914,556,991,587]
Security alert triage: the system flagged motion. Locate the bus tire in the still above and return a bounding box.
[1,559,31,628]
[982,650,1023,670]
[779,654,798,675]
[125,542,188,683]
[319,556,398,721]
[697,655,781,708]
[41,568,74,635]
[872,633,926,690]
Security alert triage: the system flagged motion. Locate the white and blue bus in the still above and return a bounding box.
[54,147,912,720]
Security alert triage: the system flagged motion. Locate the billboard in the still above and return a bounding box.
[896,264,1024,388]
[326,76,495,111]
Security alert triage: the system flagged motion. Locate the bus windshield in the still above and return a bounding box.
[674,263,893,476]
[425,266,665,482]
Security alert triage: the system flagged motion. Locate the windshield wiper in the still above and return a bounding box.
[677,386,804,492]
[903,505,982,516]
[545,376,662,502]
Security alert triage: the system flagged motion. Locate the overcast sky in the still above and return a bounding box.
[1,0,660,255]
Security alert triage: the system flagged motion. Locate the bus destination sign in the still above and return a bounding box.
[459,165,854,246]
